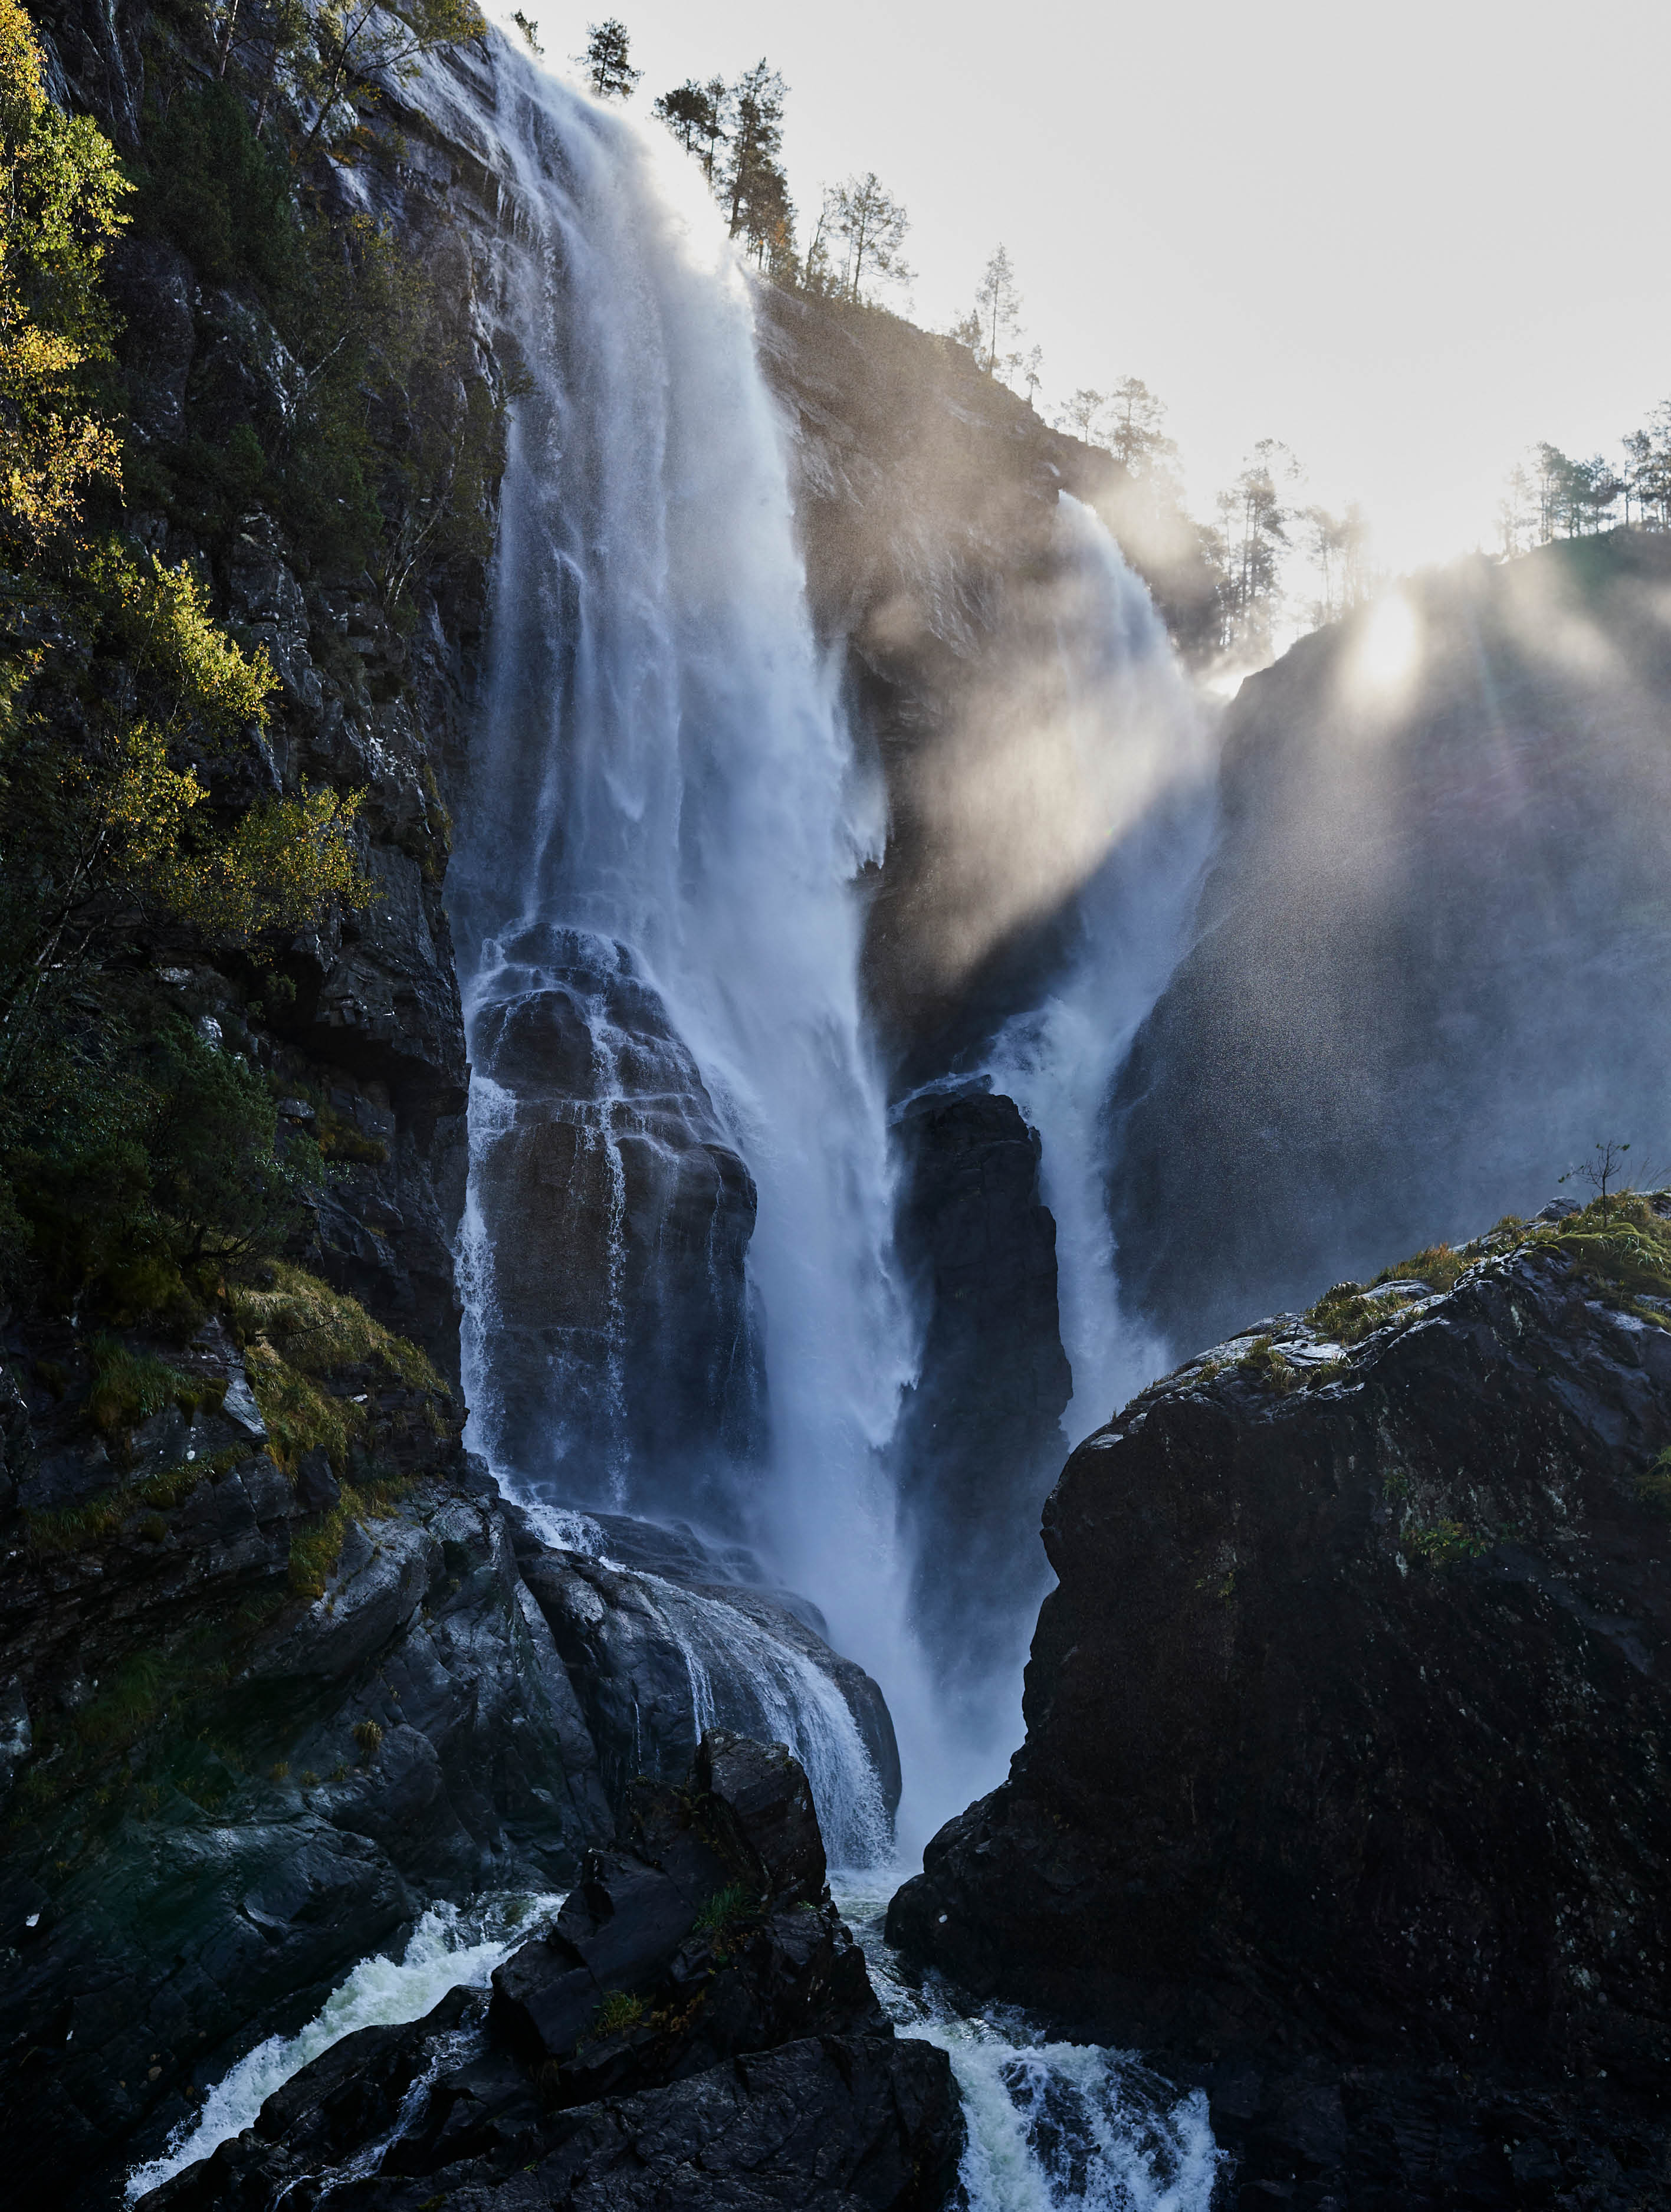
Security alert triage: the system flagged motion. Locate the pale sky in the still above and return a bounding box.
[525,0,1671,579]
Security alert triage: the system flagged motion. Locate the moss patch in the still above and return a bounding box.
[1531,1191,1671,1306]
[228,1261,447,1470]
[289,1474,413,1597]
[25,1443,247,1554]
[1374,1242,1468,1294]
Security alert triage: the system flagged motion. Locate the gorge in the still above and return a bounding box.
[2,5,1670,2208]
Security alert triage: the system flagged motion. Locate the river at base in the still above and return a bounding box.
[122,1889,564,2201]
[124,1870,1224,2208]
[830,1870,1226,2212]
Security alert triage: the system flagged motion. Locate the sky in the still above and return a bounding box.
[521,0,1671,580]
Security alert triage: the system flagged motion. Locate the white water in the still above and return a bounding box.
[436,31,951,1842]
[834,1873,1226,2212]
[986,498,1217,1445]
[123,1890,562,2201]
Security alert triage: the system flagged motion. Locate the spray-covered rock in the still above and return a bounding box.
[138,1735,961,2212]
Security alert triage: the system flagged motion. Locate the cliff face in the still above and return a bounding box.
[1109,532,1671,1361]
[889,1203,1671,2203]
[0,23,925,2207]
[888,1085,1070,1725]
[760,285,1216,1078]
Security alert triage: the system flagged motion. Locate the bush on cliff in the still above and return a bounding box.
[0,0,383,1322]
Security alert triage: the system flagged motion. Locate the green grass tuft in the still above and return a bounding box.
[1237,1335,1298,1394]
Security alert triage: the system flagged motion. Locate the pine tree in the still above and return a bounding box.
[968,245,1022,377]
[723,59,787,240]
[830,172,910,304]
[653,77,724,169]
[577,18,639,99]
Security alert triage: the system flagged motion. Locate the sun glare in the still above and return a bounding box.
[1355,592,1422,698]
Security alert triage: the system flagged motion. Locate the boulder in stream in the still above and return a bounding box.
[139,1732,962,2211]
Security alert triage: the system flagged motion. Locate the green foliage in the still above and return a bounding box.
[1406,1518,1490,1568]
[1236,1334,1297,1394]
[694,1882,756,1939]
[0,0,130,548]
[85,1333,192,1432]
[133,81,297,290]
[4,1015,324,1318]
[352,1716,383,1760]
[585,1989,645,2042]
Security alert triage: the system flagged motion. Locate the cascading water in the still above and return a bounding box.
[985,497,1218,1444]
[123,1892,563,2201]
[432,31,933,1841]
[834,1875,1226,2212]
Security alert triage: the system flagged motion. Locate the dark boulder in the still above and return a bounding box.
[139,1735,961,2212]
[889,1082,1070,1724]
[889,1215,1671,2200]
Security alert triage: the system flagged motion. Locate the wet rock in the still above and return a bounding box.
[889,1082,1070,1722]
[108,237,195,441]
[890,1229,1671,2198]
[516,1540,900,1839]
[465,927,764,1519]
[137,1737,961,2212]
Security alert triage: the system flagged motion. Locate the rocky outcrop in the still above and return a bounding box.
[0,1331,898,2209]
[1109,531,1671,1361]
[889,1084,1070,1718]
[464,926,764,1517]
[139,1735,963,2211]
[889,1209,1671,2202]
[508,1506,901,1861]
[760,288,1217,1075]
[0,1450,614,2209]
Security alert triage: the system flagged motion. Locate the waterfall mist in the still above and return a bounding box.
[437,30,1220,1854]
[438,39,952,1840]
[983,497,1218,1445]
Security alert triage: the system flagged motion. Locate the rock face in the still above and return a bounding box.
[0,1455,612,2210]
[0,1440,900,2208]
[463,926,764,1519]
[1109,532,1671,1361]
[139,1735,963,2212]
[760,287,1217,1077]
[889,1215,1671,2202]
[889,1084,1071,1719]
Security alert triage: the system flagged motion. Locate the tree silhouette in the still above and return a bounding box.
[577,17,638,99]
[969,245,1022,377]
[831,172,910,303]
[653,78,727,176]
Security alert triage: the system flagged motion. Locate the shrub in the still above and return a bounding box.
[585,1991,645,2042]
[1406,1518,1489,1568]
[1237,1335,1298,1394]
[352,1718,383,1762]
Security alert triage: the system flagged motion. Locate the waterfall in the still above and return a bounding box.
[437,37,930,1835]
[433,31,1216,1855]
[985,497,1217,1443]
